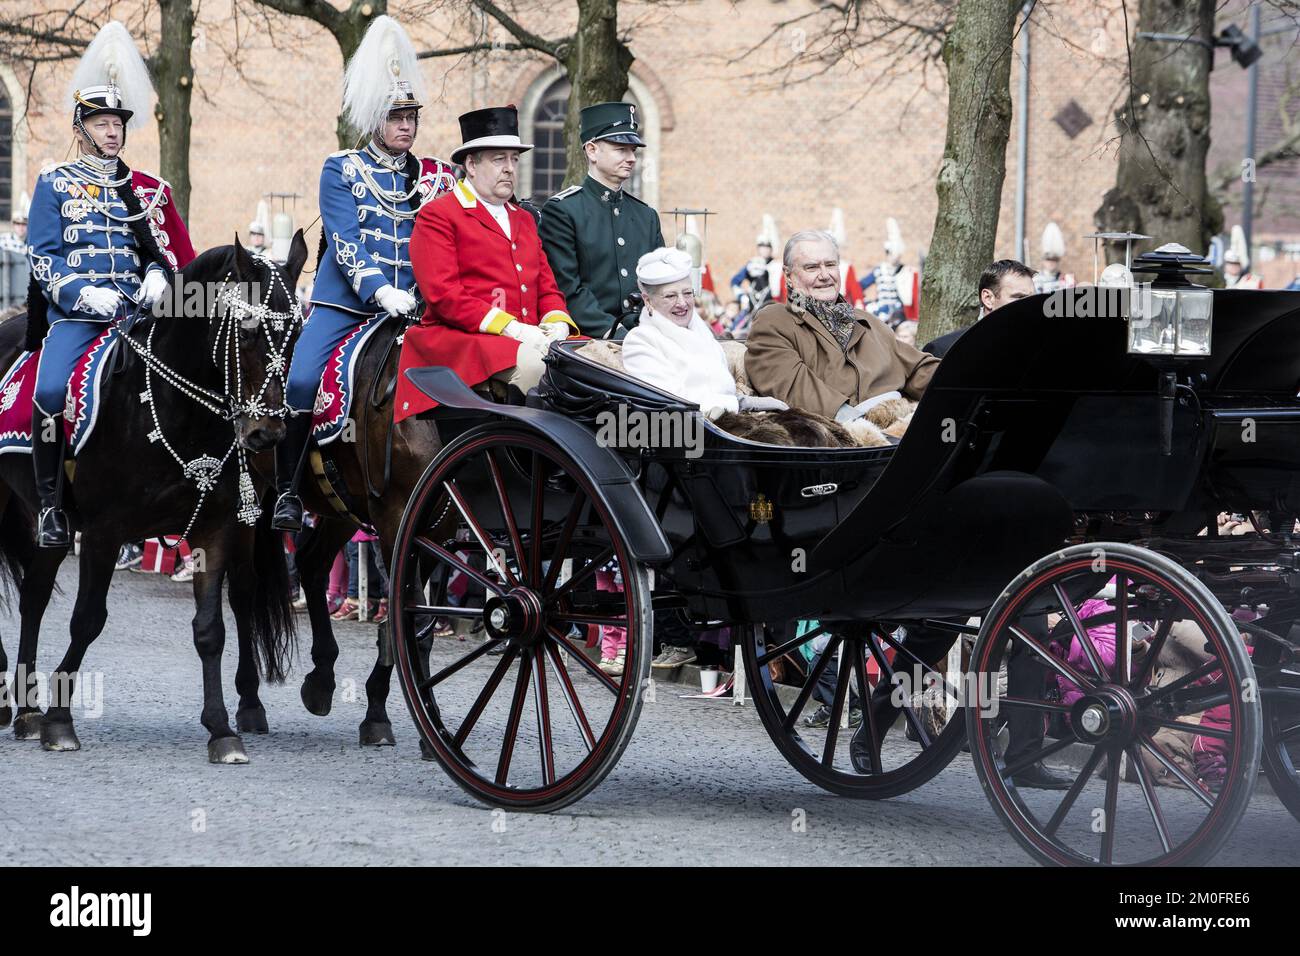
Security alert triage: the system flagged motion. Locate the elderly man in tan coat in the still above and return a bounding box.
[745,230,938,422]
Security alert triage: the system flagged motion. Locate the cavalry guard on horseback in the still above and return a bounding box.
[25,21,194,548]
[273,15,455,533]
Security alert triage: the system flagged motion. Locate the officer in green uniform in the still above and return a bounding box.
[539,101,665,338]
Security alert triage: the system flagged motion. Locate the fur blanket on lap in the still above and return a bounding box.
[575,339,916,448]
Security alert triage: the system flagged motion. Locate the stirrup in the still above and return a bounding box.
[271,492,304,532]
[35,507,70,549]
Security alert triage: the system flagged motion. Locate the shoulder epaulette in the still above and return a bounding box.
[550,185,581,201]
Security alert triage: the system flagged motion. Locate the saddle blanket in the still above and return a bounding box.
[0,324,122,456]
[312,313,387,446]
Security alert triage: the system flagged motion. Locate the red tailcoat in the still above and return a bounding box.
[397,181,570,421]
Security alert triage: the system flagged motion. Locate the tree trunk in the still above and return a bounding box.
[154,0,195,221]
[561,0,633,188]
[916,0,1020,344]
[1094,0,1220,262]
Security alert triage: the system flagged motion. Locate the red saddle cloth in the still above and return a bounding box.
[0,326,120,456]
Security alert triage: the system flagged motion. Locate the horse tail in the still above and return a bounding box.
[0,496,32,609]
[243,495,296,684]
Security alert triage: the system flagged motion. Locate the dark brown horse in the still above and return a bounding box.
[266,313,442,747]
[0,236,307,762]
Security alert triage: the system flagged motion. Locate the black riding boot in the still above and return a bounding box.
[32,407,70,548]
[271,412,313,533]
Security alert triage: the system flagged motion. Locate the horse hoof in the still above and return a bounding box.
[300,676,333,716]
[359,719,395,747]
[236,705,269,734]
[419,738,437,761]
[208,737,249,765]
[0,704,10,729]
[14,712,43,741]
[40,720,81,752]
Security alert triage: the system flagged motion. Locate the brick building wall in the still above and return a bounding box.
[10,0,1132,300]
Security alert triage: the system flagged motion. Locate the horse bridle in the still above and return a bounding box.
[116,256,302,536]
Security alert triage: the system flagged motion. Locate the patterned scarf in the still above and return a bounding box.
[790,289,858,351]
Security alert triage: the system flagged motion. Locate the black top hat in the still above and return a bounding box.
[452,106,533,165]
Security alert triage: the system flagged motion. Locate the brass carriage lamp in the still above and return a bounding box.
[1127,243,1215,357]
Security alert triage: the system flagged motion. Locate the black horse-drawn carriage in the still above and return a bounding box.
[388,253,1300,866]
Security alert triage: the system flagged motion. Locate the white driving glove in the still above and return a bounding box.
[502,320,549,352]
[374,285,419,318]
[75,286,124,317]
[739,395,789,412]
[137,269,171,309]
[540,321,571,343]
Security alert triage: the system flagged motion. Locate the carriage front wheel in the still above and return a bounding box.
[966,542,1261,866]
[743,620,967,799]
[391,424,652,812]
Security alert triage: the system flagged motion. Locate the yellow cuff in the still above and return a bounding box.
[481,307,516,335]
[541,311,577,331]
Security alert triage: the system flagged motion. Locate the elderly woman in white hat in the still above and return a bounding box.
[622,247,786,417]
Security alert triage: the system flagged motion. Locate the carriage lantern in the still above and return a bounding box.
[1127,243,1215,357]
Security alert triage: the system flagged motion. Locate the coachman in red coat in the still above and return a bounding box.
[397,106,577,421]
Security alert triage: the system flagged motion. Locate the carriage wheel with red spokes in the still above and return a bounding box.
[391,424,652,812]
[743,620,967,799]
[967,542,1261,866]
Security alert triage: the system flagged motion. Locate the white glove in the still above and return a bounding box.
[834,402,864,424]
[540,321,571,343]
[137,269,170,309]
[374,285,419,318]
[75,286,123,317]
[502,320,549,351]
[739,395,788,412]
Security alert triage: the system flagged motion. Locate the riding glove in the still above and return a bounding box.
[136,268,171,310]
[75,286,123,317]
[502,320,549,352]
[374,285,419,318]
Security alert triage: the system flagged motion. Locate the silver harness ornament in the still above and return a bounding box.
[120,255,302,539]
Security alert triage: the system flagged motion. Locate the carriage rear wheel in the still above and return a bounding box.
[1256,633,1300,822]
[966,542,1261,866]
[743,621,967,799]
[391,425,652,812]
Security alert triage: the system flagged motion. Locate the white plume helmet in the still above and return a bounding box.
[884,217,904,257]
[828,207,847,246]
[67,21,155,131]
[1228,224,1250,267]
[249,199,270,235]
[14,191,30,223]
[1041,221,1066,259]
[342,16,426,136]
[756,213,779,249]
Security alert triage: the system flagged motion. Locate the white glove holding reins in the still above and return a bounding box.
[75,286,124,317]
[136,269,171,310]
[374,285,419,318]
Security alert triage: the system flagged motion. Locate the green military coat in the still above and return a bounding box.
[539,175,665,338]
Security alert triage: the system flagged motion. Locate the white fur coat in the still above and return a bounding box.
[621,307,739,414]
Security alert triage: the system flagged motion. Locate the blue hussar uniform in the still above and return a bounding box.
[272,14,453,532]
[27,155,171,417]
[285,143,454,413]
[26,21,183,548]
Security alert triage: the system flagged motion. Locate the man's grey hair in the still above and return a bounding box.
[783,230,840,270]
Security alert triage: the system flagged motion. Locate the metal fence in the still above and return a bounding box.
[0,247,28,311]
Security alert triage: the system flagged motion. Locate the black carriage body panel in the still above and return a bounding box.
[541,339,1074,622]
[819,289,1300,565]
[404,366,672,564]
